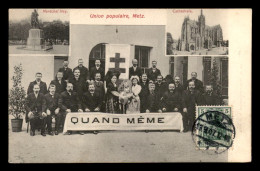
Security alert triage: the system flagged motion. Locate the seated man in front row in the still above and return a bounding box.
[58,83,83,134]
[25,84,47,136]
[45,84,61,135]
[145,83,160,113]
[82,84,102,112]
[159,83,182,113]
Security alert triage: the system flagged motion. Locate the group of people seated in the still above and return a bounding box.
[25,58,222,137]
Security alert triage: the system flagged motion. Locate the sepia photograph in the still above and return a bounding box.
[166,9,229,55]
[8,9,251,163]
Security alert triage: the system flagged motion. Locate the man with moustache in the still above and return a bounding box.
[49,72,66,94]
[139,73,149,113]
[184,72,204,93]
[155,75,168,100]
[27,72,48,95]
[82,84,102,112]
[182,81,203,132]
[90,59,105,81]
[145,83,160,113]
[174,76,184,95]
[58,83,83,134]
[44,84,61,135]
[25,84,47,136]
[58,60,73,82]
[202,85,221,105]
[68,68,87,102]
[129,59,142,79]
[160,83,182,113]
[73,58,90,83]
[147,61,161,82]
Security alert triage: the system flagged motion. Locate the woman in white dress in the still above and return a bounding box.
[127,76,142,113]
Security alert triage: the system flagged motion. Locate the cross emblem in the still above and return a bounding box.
[109,53,126,73]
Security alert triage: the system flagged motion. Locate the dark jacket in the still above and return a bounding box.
[73,65,90,81]
[202,92,221,105]
[90,67,105,81]
[25,93,46,121]
[82,91,102,112]
[49,79,67,94]
[45,93,60,112]
[58,67,73,81]
[161,90,182,112]
[129,66,142,79]
[147,68,161,82]
[93,81,105,100]
[184,79,204,93]
[139,81,149,113]
[27,81,48,95]
[145,92,159,112]
[58,91,81,112]
[155,82,168,100]
[182,90,203,113]
[174,83,184,96]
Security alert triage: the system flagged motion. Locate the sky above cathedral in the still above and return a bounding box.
[167,9,229,40]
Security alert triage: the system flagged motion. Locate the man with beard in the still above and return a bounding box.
[82,84,102,112]
[155,75,168,101]
[145,83,160,113]
[92,72,105,112]
[202,85,221,105]
[25,84,47,136]
[139,73,149,113]
[73,58,90,83]
[147,61,161,82]
[174,76,184,96]
[184,72,204,93]
[68,69,87,102]
[129,59,142,79]
[27,72,48,95]
[49,72,66,94]
[58,83,83,134]
[160,83,182,113]
[44,84,61,135]
[90,59,105,81]
[182,81,203,132]
[58,60,73,82]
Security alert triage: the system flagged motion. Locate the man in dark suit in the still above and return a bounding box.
[58,60,73,82]
[160,83,182,113]
[68,68,87,102]
[73,58,90,83]
[58,83,83,134]
[202,85,221,105]
[45,84,61,135]
[49,72,67,94]
[82,84,102,112]
[92,73,105,112]
[174,76,184,96]
[25,84,47,136]
[155,75,168,101]
[139,73,149,113]
[184,72,204,93]
[182,81,203,132]
[27,72,48,95]
[145,83,160,113]
[147,61,161,82]
[129,59,142,79]
[90,59,105,81]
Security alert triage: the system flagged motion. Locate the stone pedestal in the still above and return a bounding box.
[27,29,44,50]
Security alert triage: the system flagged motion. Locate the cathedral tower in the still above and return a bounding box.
[198,9,205,47]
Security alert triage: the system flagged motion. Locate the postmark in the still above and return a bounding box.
[192,106,235,154]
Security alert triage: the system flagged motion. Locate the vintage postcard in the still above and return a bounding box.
[8,8,251,163]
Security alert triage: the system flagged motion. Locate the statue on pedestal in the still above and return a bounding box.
[31,9,39,29]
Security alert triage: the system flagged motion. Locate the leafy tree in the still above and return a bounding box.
[9,64,27,119]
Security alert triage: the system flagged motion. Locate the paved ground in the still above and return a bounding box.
[8,116,227,163]
[170,47,228,55]
[9,45,69,55]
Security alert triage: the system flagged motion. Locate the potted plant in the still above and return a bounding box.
[9,64,26,132]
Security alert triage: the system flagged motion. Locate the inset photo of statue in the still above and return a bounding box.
[166,9,229,56]
[9,9,69,55]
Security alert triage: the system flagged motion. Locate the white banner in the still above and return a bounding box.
[105,44,130,79]
[63,112,183,133]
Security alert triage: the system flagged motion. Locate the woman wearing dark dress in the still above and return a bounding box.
[105,74,120,114]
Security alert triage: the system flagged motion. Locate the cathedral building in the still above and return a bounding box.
[178,10,223,52]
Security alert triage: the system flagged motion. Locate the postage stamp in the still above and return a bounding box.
[192,106,235,154]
